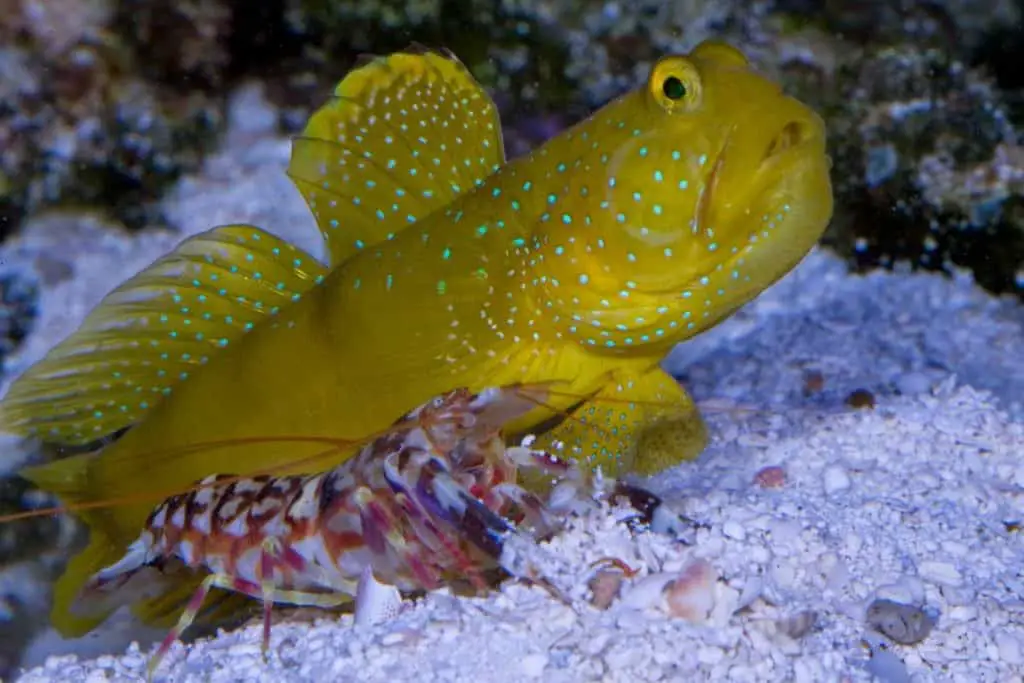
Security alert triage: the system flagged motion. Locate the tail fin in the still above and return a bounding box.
[49,530,124,635]
[22,452,127,635]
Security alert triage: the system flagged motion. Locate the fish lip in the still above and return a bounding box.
[754,95,827,165]
[755,108,828,177]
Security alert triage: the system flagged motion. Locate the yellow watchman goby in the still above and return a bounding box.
[0,41,833,636]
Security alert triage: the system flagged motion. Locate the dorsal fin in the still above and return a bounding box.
[0,225,327,445]
[287,45,506,266]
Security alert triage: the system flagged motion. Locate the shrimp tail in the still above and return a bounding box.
[21,454,248,636]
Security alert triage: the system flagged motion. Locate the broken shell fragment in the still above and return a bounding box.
[664,559,717,622]
[615,559,718,622]
[588,567,626,610]
[355,566,404,626]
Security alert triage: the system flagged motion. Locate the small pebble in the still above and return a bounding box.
[777,610,819,639]
[519,653,548,677]
[946,605,978,622]
[873,578,925,606]
[767,517,802,543]
[846,388,876,409]
[865,598,937,645]
[380,632,408,646]
[770,562,797,589]
[822,465,851,494]
[753,465,787,488]
[995,633,1023,665]
[604,643,647,669]
[615,609,651,633]
[580,632,611,657]
[722,520,747,541]
[620,573,675,612]
[940,540,969,557]
[917,560,963,588]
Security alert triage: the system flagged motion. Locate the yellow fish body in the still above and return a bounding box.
[0,42,832,634]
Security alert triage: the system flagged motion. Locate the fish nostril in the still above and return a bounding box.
[763,120,812,160]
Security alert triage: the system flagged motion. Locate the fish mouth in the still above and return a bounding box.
[699,110,825,229]
[689,106,828,263]
[757,111,826,169]
[693,112,822,240]
[763,120,817,160]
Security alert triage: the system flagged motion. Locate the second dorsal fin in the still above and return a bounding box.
[287,45,506,266]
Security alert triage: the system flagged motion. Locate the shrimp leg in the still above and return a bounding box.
[147,538,349,679]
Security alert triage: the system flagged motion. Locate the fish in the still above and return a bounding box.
[0,40,833,637]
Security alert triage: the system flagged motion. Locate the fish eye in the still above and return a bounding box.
[649,57,701,112]
[662,76,686,100]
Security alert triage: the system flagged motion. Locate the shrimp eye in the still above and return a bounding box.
[662,76,686,100]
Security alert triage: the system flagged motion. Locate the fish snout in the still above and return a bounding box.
[699,98,830,242]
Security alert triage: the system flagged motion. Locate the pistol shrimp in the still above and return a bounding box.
[68,383,609,677]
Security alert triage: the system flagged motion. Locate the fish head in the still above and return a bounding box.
[529,40,833,352]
